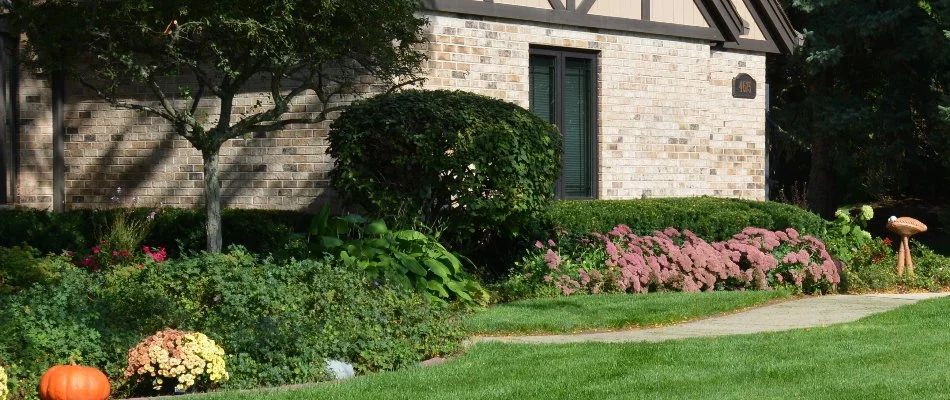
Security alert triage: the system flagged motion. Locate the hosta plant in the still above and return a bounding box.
[125,328,229,394]
[308,209,489,306]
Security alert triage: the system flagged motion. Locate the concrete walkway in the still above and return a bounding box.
[475,293,950,345]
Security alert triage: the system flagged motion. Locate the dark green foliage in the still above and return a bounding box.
[328,89,562,256]
[770,0,950,213]
[0,246,60,293]
[841,238,950,293]
[0,208,309,257]
[0,250,462,399]
[547,198,827,241]
[306,209,490,306]
[0,257,170,400]
[0,208,95,254]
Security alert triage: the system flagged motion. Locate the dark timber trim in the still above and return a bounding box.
[530,46,599,200]
[420,0,801,54]
[699,0,743,42]
[421,0,724,42]
[722,0,780,53]
[751,0,802,54]
[52,71,65,212]
[576,0,595,14]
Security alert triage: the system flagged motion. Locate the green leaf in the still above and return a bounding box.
[441,252,463,273]
[840,225,851,235]
[426,280,450,298]
[444,280,473,301]
[424,258,451,279]
[366,238,391,250]
[394,230,427,241]
[342,214,366,225]
[321,236,343,250]
[367,220,389,235]
[309,206,331,235]
[395,252,427,276]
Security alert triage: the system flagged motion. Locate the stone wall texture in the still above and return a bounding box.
[12,11,767,210]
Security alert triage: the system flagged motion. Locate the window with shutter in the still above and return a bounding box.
[0,32,18,204]
[528,48,597,199]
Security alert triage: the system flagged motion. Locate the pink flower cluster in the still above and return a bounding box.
[72,241,168,271]
[537,226,839,296]
[143,246,167,263]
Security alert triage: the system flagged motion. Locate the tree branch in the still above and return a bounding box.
[78,78,176,122]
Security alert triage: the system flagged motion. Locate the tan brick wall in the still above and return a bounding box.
[16,72,55,209]
[13,12,768,210]
[422,13,767,201]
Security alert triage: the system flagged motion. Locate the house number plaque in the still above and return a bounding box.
[732,73,756,99]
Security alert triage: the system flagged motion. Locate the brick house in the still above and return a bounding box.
[0,0,799,211]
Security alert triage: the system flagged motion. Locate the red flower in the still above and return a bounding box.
[883,237,893,246]
[113,250,119,257]
[92,246,100,254]
[120,249,130,258]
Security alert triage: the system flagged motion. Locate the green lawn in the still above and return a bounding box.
[463,290,793,334]
[197,296,950,400]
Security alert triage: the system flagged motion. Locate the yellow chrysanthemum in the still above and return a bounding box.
[0,365,9,400]
[125,328,229,392]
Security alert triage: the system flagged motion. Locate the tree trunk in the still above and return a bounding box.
[203,149,223,253]
[807,133,836,218]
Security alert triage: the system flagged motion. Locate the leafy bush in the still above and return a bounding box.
[0,257,154,400]
[327,89,562,257]
[843,238,950,293]
[0,246,60,293]
[823,204,875,264]
[306,210,489,305]
[547,198,827,242]
[506,225,839,299]
[0,249,463,399]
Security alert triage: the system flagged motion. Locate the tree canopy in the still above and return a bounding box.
[10,0,428,251]
[769,0,950,215]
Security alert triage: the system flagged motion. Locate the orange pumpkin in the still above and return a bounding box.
[38,365,110,400]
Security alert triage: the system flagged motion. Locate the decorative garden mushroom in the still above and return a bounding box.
[886,216,928,276]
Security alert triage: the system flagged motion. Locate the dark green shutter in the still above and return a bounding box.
[529,55,556,123]
[563,58,591,198]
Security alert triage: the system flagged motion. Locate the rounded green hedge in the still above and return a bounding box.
[547,197,828,241]
[327,89,562,252]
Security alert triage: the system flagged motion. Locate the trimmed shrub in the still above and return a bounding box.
[0,249,463,399]
[547,198,827,242]
[0,208,309,257]
[327,89,562,256]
